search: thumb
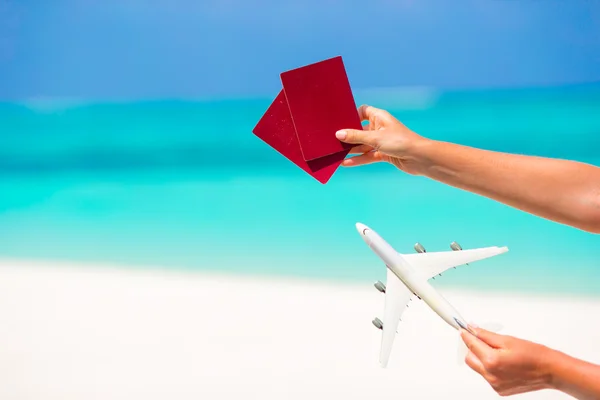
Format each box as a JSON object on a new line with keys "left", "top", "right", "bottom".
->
{"left": 336, "top": 129, "right": 379, "bottom": 147}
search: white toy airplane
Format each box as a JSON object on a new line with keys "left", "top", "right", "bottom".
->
{"left": 356, "top": 222, "right": 508, "bottom": 368}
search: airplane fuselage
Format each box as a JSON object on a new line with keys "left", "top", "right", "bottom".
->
{"left": 388, "top": 255, "right": 465, "bottom": 331}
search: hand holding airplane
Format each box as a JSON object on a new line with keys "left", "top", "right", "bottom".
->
{"left": 355, "top": 222, "right": 508, "bottom": 367}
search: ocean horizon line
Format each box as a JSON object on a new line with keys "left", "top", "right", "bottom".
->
{"left": 2, "top": 80, "right": 600, "bottom": 108}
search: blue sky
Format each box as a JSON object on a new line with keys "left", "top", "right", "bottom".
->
{"left": 1, "top": 0, "right": 600, "bottom": 100}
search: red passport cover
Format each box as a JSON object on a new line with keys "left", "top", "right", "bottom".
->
{"left": 280, "top": 55, "right": 362, "bottom": 161}
{"left": 252, "top": 90, "right": 348, "bottom": 184}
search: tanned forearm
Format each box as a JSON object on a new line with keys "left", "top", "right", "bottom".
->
{"left": 546, "top": 350, "right": 600, "bottom": 400}
{"left": 411, "top": 139, "right": 600, "bottom": 233}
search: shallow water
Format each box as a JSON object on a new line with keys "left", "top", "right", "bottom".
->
{"left": 1, "top": 83, "right": 600, "bottom": 295}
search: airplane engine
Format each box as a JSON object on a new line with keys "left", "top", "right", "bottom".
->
{"left": 414, "top": 243, "right": 426, "bottom": 253}
{"left": 374, "top": 281, "right": 386, "bottom": 293}
{"left": 372, "top": 318, "right": 383, "bottom": 330}
{"left": 450, "top": 241, "right": 463, "bottom": 251}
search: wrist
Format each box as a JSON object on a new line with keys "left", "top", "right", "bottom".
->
{"left": 404, "top": 137, "right": 439, "bottom": 176}
{"left": 543, "top": 347, "right": 569, "bottom": 391}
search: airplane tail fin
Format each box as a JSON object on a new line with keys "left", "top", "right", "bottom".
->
{"left": 456, "top": 322, "right": 503, "bottom": 365}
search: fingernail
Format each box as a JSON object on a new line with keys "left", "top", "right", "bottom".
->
{"left": 336, "top": 130, "right": 347, "bottom": 140}
{"left": 468, "top": 322, "right": 479, "bottom": 329}
{"left": 467, "top": 323, "right": 479, "bottom": 336}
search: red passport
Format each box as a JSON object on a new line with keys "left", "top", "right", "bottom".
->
{"left": 280, "top": 55, "right": 362, "bottom": 161}
{"left": 252, "top": 90, "right": 348, "bottom": 184}
{"left": 251, "top": 55, "right": 361, "bottom": 184}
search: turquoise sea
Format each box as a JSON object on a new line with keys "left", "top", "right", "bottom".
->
{"left": 1, "top": 83, "right": 600, "bottom": 296}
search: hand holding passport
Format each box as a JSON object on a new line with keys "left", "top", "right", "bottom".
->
{"left": 252, "top": 56, "right": 363, "bottom": 184}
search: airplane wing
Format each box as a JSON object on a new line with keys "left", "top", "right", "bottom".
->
{"left": 403, "top": 246, "right": 508, "bottom": 280}
{"left": 379, "top": 267, "right": 413, "bottom": 368}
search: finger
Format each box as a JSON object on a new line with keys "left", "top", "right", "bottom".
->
{"left": 335, "top": 128, "right": 380, "bottom": 146}
{"left": 471, "top": 327, "right": 506, "bottom": 349}
{"left": 358, "top": 104, "right": 393, "bottom": 124}
{"left": 341, "top": 151, "right": 384, "bottom": 167}
{"left": 348, "top": 144, "right": 373, "bottom": 154}
{"left": 465, "top": 350, "right": 486, "bottom": 376}
{"left": 357, "top": 104, "right": 384, "bottom": 122}
{"left": 460, "top": 330, "right": 493, "bottom": 361}
{"left": 357, "top": 104, "right": 373, "bottom": 122}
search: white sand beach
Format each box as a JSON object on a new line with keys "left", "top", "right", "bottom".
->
{"left": 0, "top": 259, "right": 598, "bottom": 400}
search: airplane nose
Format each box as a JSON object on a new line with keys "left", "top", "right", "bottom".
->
{"left": 355, "top": 222, "right": 369, "bottom": 235}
